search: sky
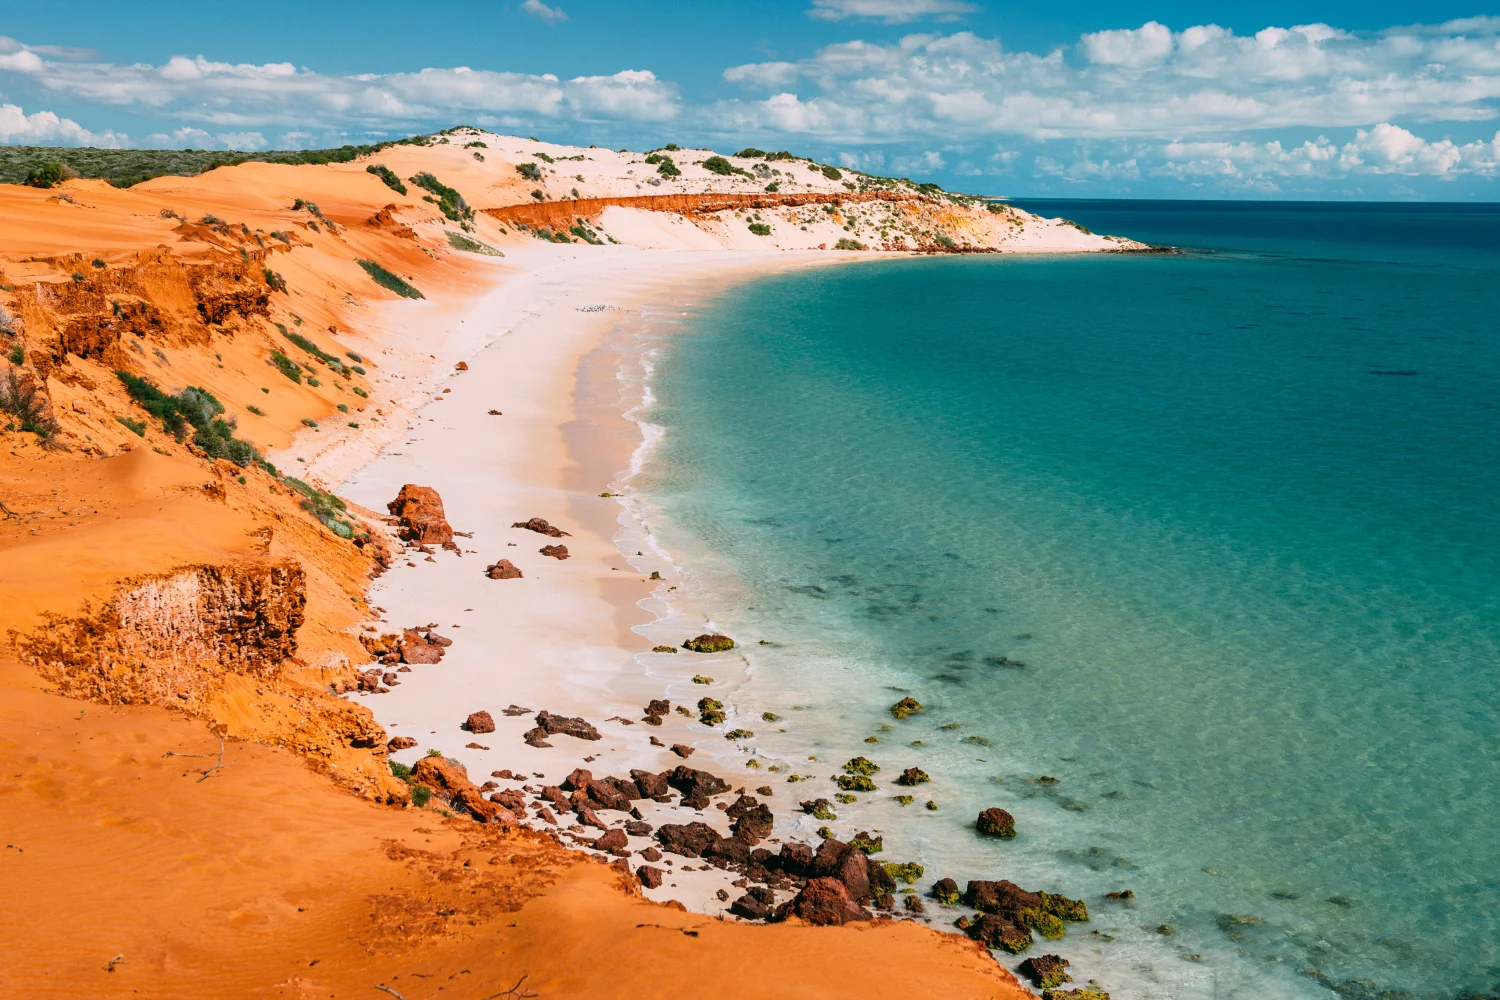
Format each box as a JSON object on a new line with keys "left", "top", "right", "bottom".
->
{"left": 3, "top": 0, "right": 1500, "bottom": 198}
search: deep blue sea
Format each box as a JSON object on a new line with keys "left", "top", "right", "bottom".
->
{"left": 625, "top": 202, "right": 1500, "bottom": 999}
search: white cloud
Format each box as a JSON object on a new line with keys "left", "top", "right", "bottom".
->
{"left": 723, "top": 61, "right": 799, "bottom": 89}
{"left": 0, "top": 46, "right": 676, "bottom": 132}
{"left": 707, "top": 20, "right": 1500, "bottom": 142}
{"left": 1155, "top": 124, "right": 1500, "bottom": 184}
{"left": 0, "top": 102, "right": 125, "bottom": 146}
{"left": 521, "top": 0, "right": 568, "bottom": 23}
{"left": 808, "top": 0, "right": 977, "bottom": 23}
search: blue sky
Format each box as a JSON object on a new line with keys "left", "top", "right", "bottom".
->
{"left": 4, "top": 0, "right": 1500, "bottom": 198}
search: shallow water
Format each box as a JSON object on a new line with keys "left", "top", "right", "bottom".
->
{"left": 623, "top": 203, "right": 1500, "bottom": 999}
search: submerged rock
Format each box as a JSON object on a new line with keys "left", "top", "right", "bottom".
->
{"left": 931, "top": 877, "right": 961, "bottom": 904}
{"left": 1020, "top": 954, "right": 1072, "bottom": 989}
{"left": 977, "top": 807, "right": 1017, "bottom": 838}
{"left": 896, "top": 767, "right": 930, "bottom": 786}
{"left": 889, "top": 696, "right": 923, "bottom": 719}
{"left": 683, "top": 633, "right": 735, "bottom": 653}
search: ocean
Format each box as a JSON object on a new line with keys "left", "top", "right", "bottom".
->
{"left": 618, "top": 201, "right": 1500, "bottom": 999}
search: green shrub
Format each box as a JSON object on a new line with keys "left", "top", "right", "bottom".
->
{"left": 353, "top": 386, "right": 368, "bottom": 398}
{"left": 702, "top": 156, "right": 745, "bottom": 177}
{"left": 409, "top": 172, "right": 473, "bottom": 226}
{"left": 446, "top": 231, "right": 505, "bottom": 256}
{"left": 568, "top": 224, "right": 604, "bottom": 246}
{"left": 764, "top": 182, "right": 779, "bottom": 193}
{"left": 410, "top": 784, "right": 432, "bottom": 807}
{"left": 115, "top": 372, "right": 264, "bottom": 467}
{"left": 283, "top": 475, "right": 355, "bottom": 538}
{"left": 246, "top": 405, "right": 265, "bottom": 416}
{"left": 115, "top": 415, "right": 146, "bottom": 436}
{"left": 263, "top": 268, "right": 288, "bottom": 293}
{"left": 6, "top": 345, "right": 23, "bottom": 365}
{"left": 366, "top": 163, "right": 407, "bottom": 195}
{"left": 748, "top": 223, "right": 772, "bottom": 236}
{"left": 269, "top": 349, "right": 302, "bottom": 383}
{"left": 389, "top": 759, "right": 412, "bottom": 780}
{"left": 0, "top": 143, "right": 385, "bottom": 189}
{"left": 735, "top": 147, "right": 767, "bottom": 158}
{"left": 280, "top": 327, "right": 349, "bottom": 373}
{"left": 516, "top": 162, "right": 542, "bottom": 182}
{"left": 834, "top": 238, "right": 866, "bottom": 250}
{"left": 465, "top": 140, "right": 488, "bottom": 149}
{"left": 24, "top": 162, "right": 72, "bottom": 188}
{"left": 821, "top": 165, "right": 843, "bottom": 180}
{"left": 356, "top": 259, "right": 424, "bottom": 299}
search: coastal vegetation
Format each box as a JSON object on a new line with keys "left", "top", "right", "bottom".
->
{"left": 409, "top": 172, "right": 473, "bottom": 228}
{"left": 515, "top": 161, "right": 542, "bottom": 182}
{"left": 0, "top": 142, "right": 384, "bottom": 187}
{"left": 446, "top": 231, "right": 504, "bottom": 256}
{"left": 356, "top": 259, "right": 425, "bottom": 299}
{"left": 115, "top": 373, "right": 263, "bottom": 468}
{"left": 365, "top": 163, "right": 407, "bottom": 194}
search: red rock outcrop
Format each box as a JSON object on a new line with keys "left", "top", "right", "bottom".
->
{"left": 387, "top": 485, "right": 456, "bottom": 549}
{"left": 410, "top": 754, "right": 517, "bottom": 825}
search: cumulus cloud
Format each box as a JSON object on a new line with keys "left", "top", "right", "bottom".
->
{"left": 808, "top": 0, "right": 978, "bottom": 23}
{"left": 521, "top": 0, "right": 568, "bottom": 23}
{"left": 0, "top": 102, "right": 125, "bottom": 146}
{"left": 708, "top": 20, "right": 1500, "bottom": 142}
{"left": 0, "top": 45, "right": 676, "bottom": 135}
{"left": 1154, "top": 124, "right": 1500, "bottom": 183}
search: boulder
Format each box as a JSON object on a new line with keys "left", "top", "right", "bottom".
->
{"left": 534, "top": 710, "right": 602, "bottom": 742}
{"left": 398, "top": 629, "right": 444, "bottom": 665}
{"left": 783, "top": 878, "right": 868, "bottom": 926}
{"left": 491, "top": 789, "right": 528, "bottom": 814}
{"left": 811, "top": 839, "right": 873, "bottom": 902}
{"left": 776, "top": 842, "right": 815, "bottom": 878}
{"left": 465, "top": 710, "right": 496, "bottom": 734}
{"left": 387, "top": 485, "right": 456, "bottom": 549}
{"left": 575, "top": 803, "right": 607, "bottom": 830}
{"left": 889, "top": 696, "right": 923, "bottom": 719}
{"left": 664, "top": 765, "right": 729, "bottom": 810}
{"left": 683, "top": 633, "right": 735, "bottom": 653}
{"left": 977, "top": 807, "right": 1017, "bottom": 839}
{"left": 593, "top": 828, "right": 629, "bottom": 854}
{"left": 896, "top": 767, "right": 930, "bottom": 786}
{"left": 670, "top": 743, "right": 695, "bottom": 759}
{"left": 966, "top": 879, "right": 1043, "bottom": 915}
{"left": 931, "top": 877, "right": 961, "bottom": 904}
{"left": 727, "top": 796, "right": 774, "bottom": 845}
{"left": 388, "top": 736, "right": 418, "bottom": 750}
{"left": 636, "top": 865, "right": 664, "bottom": 889}
{"left": 729, "top": 886, "right": 776, "bottom": 920}
{"left": 522, "top": 727, "right": 552, "bottom": 748}
{"left": 502, "top": 705, "right": 532, "bottom": 716}
{"left": 485, "top": 559, "right": 523, "bottom": 580}
{"left": 540, "top": 544, "right": 569, "bottom": 560}
{"left": 639, "top": 846, "right": 662, "bottom": 862}
{"left": 1019, "top": 955, "right": 1072, "bottom": 989}
{"left": 968, "top": 913, "right": 1035, "bottom": 954}
{"left": 704, "top": 837, "right": 752, "bottom": 865}
{"left": 630, "top": 769, "right": 672, "bottom": 802}
{"left": 512, "top": 517, "right": 570, "bottom": 537}
{"left": 410, "top": 755, "right": 517, "bottom": 826}
{"left": 625, "top": 820, "right": 653, "bottom": 837}
{"left": 656, "top": 822, "right": 721, "bottom": 858}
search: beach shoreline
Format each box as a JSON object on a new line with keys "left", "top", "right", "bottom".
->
{"left": 331, "top": 243, "right": 873, "bottom": 915}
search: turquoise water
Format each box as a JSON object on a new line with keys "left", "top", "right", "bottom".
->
{"left": 629, "top": 203, "right": 1500, "bottom": 999}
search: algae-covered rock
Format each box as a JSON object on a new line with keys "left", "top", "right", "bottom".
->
{"left": 903, "top": 895, "right": 926, "bottom": 914}
{"left": 697, "top": 696, "right": 725, "bottom": 726}
{"left": 1022, "top": 907, "right": 1067, "bottom": 940}
{"left": 849, "top": 831, "right": 884, "bottom": 854}
{"left": 894, "top": 794, "right": 914, "bottom": 806}
{"left": 692, "top": 674, "right": 715, "bottom": 684}
{"left": 1019, "top": 955, "right": 1071, "bottom": 989}
{"left": 882, "top": 861, "right": 924, "bottom": 884}
{"left": 834, "top": 792, "right": 857, "bottom": 804}
{"left": 889, "top": 696, "right": 923, "bottom": 719}
{"left": 842, "top": 756, "right": 880, "bottom": 776}
{"left": 725, "top": 729, "right": 754, "bottom": 740}
{"left": 801, "top": 797, "right": 837, "bottom": 821}
{"left": 762, "top": 711, "right": 782, "bottom": 722}
{"left": 968, "top": 913, "right": 1035, "bottom": 954}
{"left": 684, "top": 633, "right": 735, "bottom": 653}
{"left": 1042, "top": 891, "right": 1090, "bottom": 923}
{"left": 1042, "top": 990, "right": 1109, "bottom": 1000}
{"left": 977, "top": 806, "right": 1017, "bottom": 838}
{"left": 651, "top": 645, "right": 677, "bottom": 653}
{"left": 896, "top": 767, "right": 930, "bottom": 786}
{"left": 836, "top": 774, "right": 876, "bottom": 792}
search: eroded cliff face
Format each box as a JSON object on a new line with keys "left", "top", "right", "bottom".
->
{"left": 18, "top": 559, "right": 306, "bottom": 703}
{"left": 12, "top": 555, "right": 401, "bottom": 798}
